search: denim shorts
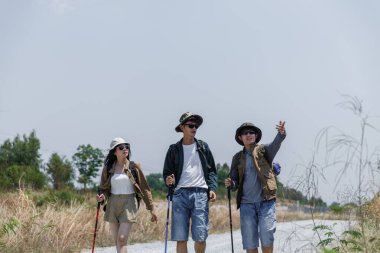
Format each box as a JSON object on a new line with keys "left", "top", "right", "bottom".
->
{"left": 240, "top": 200, "right": 276, "bottom": 249}
{"left": 171, "top": 187, "right": 209, "bottom": 241}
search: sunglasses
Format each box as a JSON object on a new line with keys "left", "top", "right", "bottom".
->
{"left": 117, "top": 144, "right": 129, "bottom": 150}
{"left": 241, "top": 130, "right": 256, "bottom": 136}
{"left": 185, "top": 124, "right": 199, "bottom": 129}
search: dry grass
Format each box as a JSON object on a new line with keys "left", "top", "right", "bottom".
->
{"left": 363, "top": 195, "right": 380, "bottom": 251}
{"left": 0, "top": 190, "right": 345, "bottom": 253}
{"left": 0, "top": 189, "right": 98, "bottom": 253}
{"left": 365, "top": 194, "right": 380, "bottom": 226}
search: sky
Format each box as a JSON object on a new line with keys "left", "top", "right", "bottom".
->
{"left": 1, "top": 0, "right": 380, "bottom": 204}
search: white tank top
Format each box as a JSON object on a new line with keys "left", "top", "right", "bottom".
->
{"left": 111, "top": 173, "right": 135, "bottom": 194}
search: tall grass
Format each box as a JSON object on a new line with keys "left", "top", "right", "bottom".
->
{"left": 0, "top": 189, "right": 342, "bottom": 252}
{"left": 0, "top": 189, "right": 97, "bottom": 252}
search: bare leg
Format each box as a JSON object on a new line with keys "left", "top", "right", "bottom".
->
{"left": 194, "top": 241, "right": 206, "bottom": 253}
{"left": 176, "top": 241, "right": 188, "bottom": 253}
{"left": 109, "top": 222, "right": 120, "bottom": 253}
{"left": 262, "top": 246, "right": 273, "bottom": 253}
{"left": 118, "top": 222, "right": 133, "bottom": 253}
{"left": 247, "top": 249, "right": 259, "bottom": 253}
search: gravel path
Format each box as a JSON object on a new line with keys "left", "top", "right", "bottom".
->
{"left": 82, "top": 219, "right": 350, "bottom": 253}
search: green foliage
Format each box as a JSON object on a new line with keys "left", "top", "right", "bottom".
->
{"left": 329, "top": 202, "right": 345, "bottom": 214}
{"left": 314, "top": 223, "right": 364, "bottom": 252}
{"left": 321, "top": 248, "right": 339, "bottom": 253}
{"left": 72, "top": 144, "right": 104, "bottom": 190}
{"left": 33, "top": 190, "right": 85, "bottom": 207}
{"left": 0, "top": 165, "right": 46, "bottom": 189}
{"left": 278, "top": 183, "right": 309, "bottom": 204}
{"left": 216, "top": 163, "right": 229, "bottom": 186}
{"left": 45, "top": 153, "right": 74, "bottom": 190}
{"left": 216, "top": 163, "right": 230, "bottom": 198}
{"left": 146, "top": 173, "right": 175, "bottom": 199}
{"left": 0, "top": 131, "right": 41, "bottom": 168}
{"left": 0, "top": 131, "right": 47, "bottom": 190}
{"left": 0, "top": 217, "right": 19, "bottom": 250}
{"left": 277, "top": 181, "right": 327, "bottom": 207}
{"left": 146, "top": 173, "right": 167, "bottom": 193}
{"left": 1, "top": 217, "right": 19, "bottom": 236}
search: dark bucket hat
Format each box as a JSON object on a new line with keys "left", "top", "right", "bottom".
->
{"left": 235, "top": 122, "right": 262, "bottom": 145}
{"left": 175, "top": 112, "right": 203, "bottom": 132}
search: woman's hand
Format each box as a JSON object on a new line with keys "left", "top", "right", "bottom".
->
{"left": 96, "top": 194, "right": 105, "bottom": 202}
{"left": 150, "top": 211, "right": 158, "bottom": 223}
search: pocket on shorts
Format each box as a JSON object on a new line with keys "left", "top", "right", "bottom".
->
{"left": 173, "top": 188, "right": 185, "bottom": 197}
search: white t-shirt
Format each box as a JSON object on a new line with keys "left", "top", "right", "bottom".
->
{"left": 176, "top": 142, "right": 208, "bottom": 190}
{"left": 111, "top": 173, "right": 135, "bottom": 194}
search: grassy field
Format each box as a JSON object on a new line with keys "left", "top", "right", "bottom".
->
{"left": 0, "top": 189, "right": 377, "bottom": 253}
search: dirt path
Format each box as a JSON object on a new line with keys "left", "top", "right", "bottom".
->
{"left": 82, "top": 219, "right": 350, "bottom": 253}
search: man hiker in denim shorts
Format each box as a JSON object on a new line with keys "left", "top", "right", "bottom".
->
{"left": 225, "top": 121, "right": 286, "bottom": 253}
{"left": 163, "top": 112, "right": 217, "bottom": 253}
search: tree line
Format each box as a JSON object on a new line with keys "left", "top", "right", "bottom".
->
{"left": 0, "top": 131, "right": 103, "bottom": 191}
{"left": 0, "top": 131, "right": 326, "bottom": 207}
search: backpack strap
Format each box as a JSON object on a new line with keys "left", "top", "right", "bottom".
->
{"left": 126, "top": 161, "right": 139, "bottom": 186}
{"left": 196, "top": 140, "right": 211, "bottom": 169}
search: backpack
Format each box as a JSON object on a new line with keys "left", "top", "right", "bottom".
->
{"left": 129, "top": 161, "right": 139, "bottom": 183}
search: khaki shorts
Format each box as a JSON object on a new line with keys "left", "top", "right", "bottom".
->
{"left": 104, "top": 194, "right": 138, "bottom": 223}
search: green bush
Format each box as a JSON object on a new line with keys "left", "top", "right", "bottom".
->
{"left": 33, "top": 190, "right": 85, "bottom": 207}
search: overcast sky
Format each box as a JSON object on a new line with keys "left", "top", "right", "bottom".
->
{"left": 1, "top": 0, "right": 380, "bottom": 204}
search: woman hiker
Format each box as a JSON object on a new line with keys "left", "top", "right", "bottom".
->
{"left": 97, "top": 137, "right": 157, "bottom": 253}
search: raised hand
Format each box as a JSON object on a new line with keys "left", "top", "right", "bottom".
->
{"left": 276, "top": 121, "right": 286, "bottom": 135}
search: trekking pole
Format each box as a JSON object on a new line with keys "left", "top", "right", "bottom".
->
{"left": 164, "top": 186, "right": 173, "bottom": 253}
{"left": 91, "top": 202, "right": 101, "bottom": 253}
{"left": 228, "top": 186, "right": 234, "bottom": 253}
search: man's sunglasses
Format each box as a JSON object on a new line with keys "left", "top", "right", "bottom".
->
{"left": 241, "top": 130, "right": 256, "bottom": 136}
{"left": 185, "top": 124, "right": 199, "bottom": 129}
{"left": 117, "top": 144, "right": 130, "bottom": 150}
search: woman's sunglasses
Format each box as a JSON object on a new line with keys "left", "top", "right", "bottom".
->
{"left": 117, "top": 144, "right": 130, "bottom": 150}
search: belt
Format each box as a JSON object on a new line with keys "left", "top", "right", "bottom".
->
{"left": 182, "top": 187, "right": 208, "bottom": 192}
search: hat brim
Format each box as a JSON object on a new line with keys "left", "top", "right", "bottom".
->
{"left": 235, "top": 125, "right": 262, "bottom": 146}
{"left": 175, "top": 115, "right": 203, "bottom": 132}
{"left": 109, "top": 141, "right": 129, "bottom": 151}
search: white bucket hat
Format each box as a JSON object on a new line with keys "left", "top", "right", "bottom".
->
{"left": 109, "top": 137, "right": 129, "bottom": 150}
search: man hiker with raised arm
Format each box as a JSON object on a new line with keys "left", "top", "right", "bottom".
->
{"left": 163, "top": 112, "right": 217, "bottom": 253}
{"left": 225, "top": 121, "right": 286, "bottom": 253}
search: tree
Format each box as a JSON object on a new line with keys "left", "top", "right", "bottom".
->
{"left": 0, "top": 131, "right": 47, "bottom": 190}
{"left": 146, "top": 173, "right": 167, "bottom": 192}
{"left": 72, "top": 144, "right": 104, "bottom": 190}
{"left": 45, "top": 153, "right": 74, "bottom": 189}
{"left": 216, "top": 162, "right": 232, "bottom": 198}
{"left": 216, "top": 163, "right": 230, "bottom": 187}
